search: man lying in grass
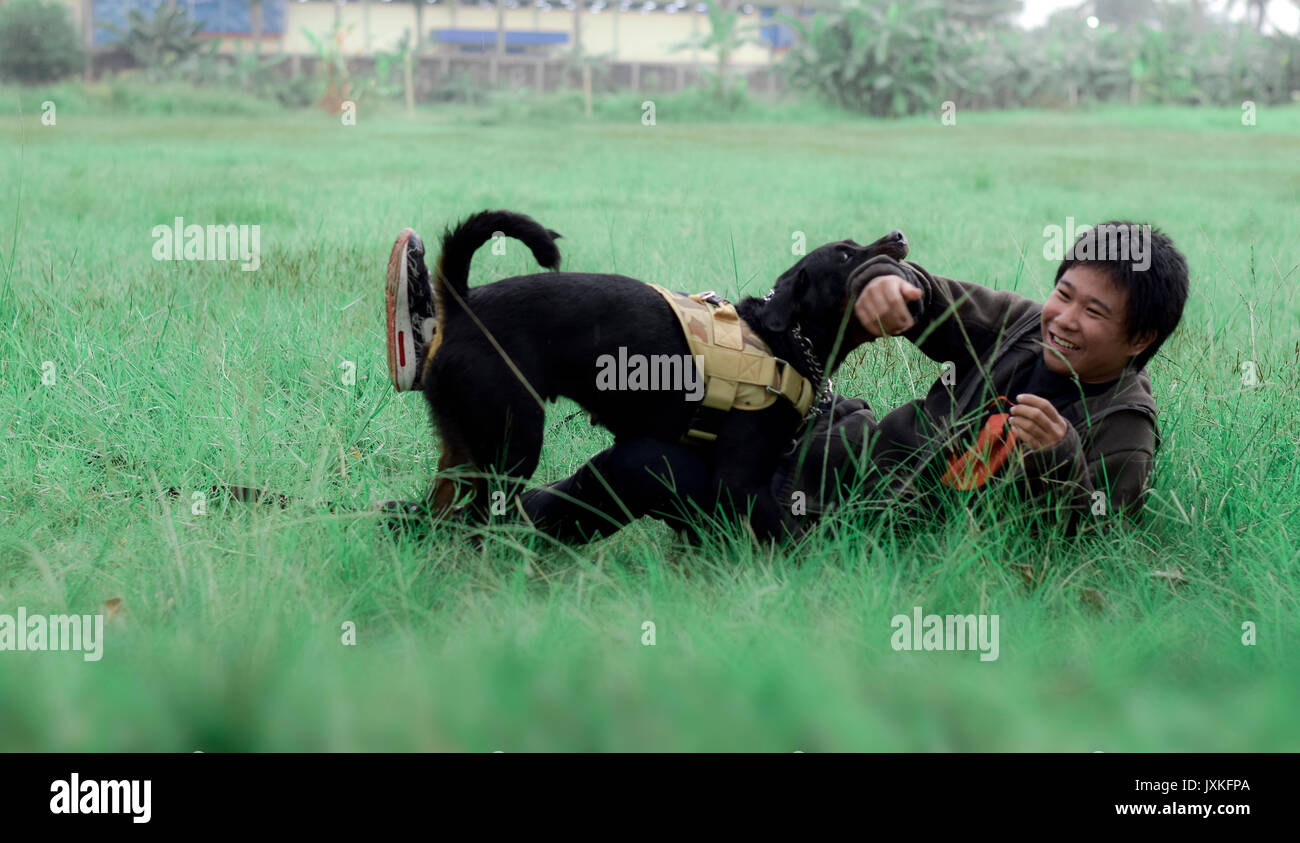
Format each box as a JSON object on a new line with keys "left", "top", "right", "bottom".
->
{"left": 385, "top": 221, "right": 1189, "bottom": 543}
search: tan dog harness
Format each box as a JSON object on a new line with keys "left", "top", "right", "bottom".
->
{"left": 648, "top": 284, "right": 816, "bottom": 442}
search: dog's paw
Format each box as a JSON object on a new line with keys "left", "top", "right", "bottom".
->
{"left": 372, "top": 499, "right": 430, "bottom": 535}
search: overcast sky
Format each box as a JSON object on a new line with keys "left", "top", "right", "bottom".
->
{"left": 1016, "top": 0, "right": 1300, "bottom": 33}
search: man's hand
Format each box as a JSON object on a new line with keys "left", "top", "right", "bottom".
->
{"left": 1009, "top": 394, "right": 1070, "bottom": 451}
{"left": 853, "top": 274, "right": 923, "bottom": 339}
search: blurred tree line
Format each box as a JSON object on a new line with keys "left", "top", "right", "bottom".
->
{"left": 3, "top": 0, "right": 1298, "bottom": 118}
{"left": 781, "top": 0, "right": 1300, "bottom": 116}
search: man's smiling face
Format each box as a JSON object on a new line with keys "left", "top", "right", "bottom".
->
{"left": 1040, "top": 264, "right": 1157, "bottom": 383}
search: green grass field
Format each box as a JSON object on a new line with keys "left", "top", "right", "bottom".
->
{"left": 1, "top": 100, "right": 1298, "bottom": 751}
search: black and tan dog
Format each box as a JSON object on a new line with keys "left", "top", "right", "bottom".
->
{"left": 419, "top": 209, "right": 908, "bottom": 526}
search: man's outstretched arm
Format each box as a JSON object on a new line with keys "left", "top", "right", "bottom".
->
{"left": 848, "top": 255, "right": 1043, "bottom": 368}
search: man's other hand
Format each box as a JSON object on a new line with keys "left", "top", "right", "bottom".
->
{"left": 1010, "top": 394, "right": 1070, "bottom": 451}
{"left": 853, "top": 273, "right": 923, "bottom": 339}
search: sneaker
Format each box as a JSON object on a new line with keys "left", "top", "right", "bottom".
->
{"left": 385, "top": 228, "right": 437, "bottom": 392}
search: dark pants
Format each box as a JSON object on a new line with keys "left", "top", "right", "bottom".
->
{"left": 518, "top": 438, "right": 724, "bottom": 544}
{"left": 518, "top": 396, "right": 938, "bottom": 545}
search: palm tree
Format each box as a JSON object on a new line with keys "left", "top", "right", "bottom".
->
{"left": 671, "top": 0, "right": 757, "bottom": 101}
{"left": 98, "top": 4, "right": 206, "bottom": 81}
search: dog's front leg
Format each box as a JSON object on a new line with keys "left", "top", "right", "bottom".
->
{"left": 711, "top": 415, "right": 791, "bottom": 539}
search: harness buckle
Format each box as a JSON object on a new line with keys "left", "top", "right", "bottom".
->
{"left": 767, "top": 357, "right": 791, "bottom": 396}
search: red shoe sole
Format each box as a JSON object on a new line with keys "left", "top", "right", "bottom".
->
{"left": 386, "top": 228, "right": 417, "bottom": 392}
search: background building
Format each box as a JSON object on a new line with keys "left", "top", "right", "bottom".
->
{"left": 57, "top": 0, "right": 803, "bottom": 65}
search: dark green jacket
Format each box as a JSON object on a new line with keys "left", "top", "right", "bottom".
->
{"left": 776, "top": 256, "right": 1161, "bottom": 535}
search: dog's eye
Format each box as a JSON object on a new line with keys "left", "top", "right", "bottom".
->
{"left": 839, "top": 249, "right": 852, "bottom": 263}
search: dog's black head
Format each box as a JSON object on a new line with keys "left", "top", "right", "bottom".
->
{"left": 742, "top": 229, "right": 909, "bottom": 376}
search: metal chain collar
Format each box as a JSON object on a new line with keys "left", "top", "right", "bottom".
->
{"left": 790, "top": 323, "right": 834, "bottom": 425}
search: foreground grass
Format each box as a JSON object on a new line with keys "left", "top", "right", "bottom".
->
{"left": 0, "top": 102, "right": 1298, "bottom": 750}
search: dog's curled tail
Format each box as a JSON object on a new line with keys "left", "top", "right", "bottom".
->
{"left": 435, "top": 209, "right": 562, "bottom": 309}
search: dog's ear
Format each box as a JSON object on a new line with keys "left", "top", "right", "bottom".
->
{"left": 547, "top": 229, "right": 563, "bottom": 241}
{"left": 760, "top": 266, "right": 809, "bottom": 334}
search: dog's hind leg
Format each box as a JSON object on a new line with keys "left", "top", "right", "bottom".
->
{"left": 371, "top": 437, "right": 475, "bottom": 535}
{"left": 426, "top": 435, "right": 477, "bottom": 519}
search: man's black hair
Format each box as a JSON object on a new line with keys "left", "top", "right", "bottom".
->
{"left": 1055, "top": 220, "right": 1190, "bottom": 372}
